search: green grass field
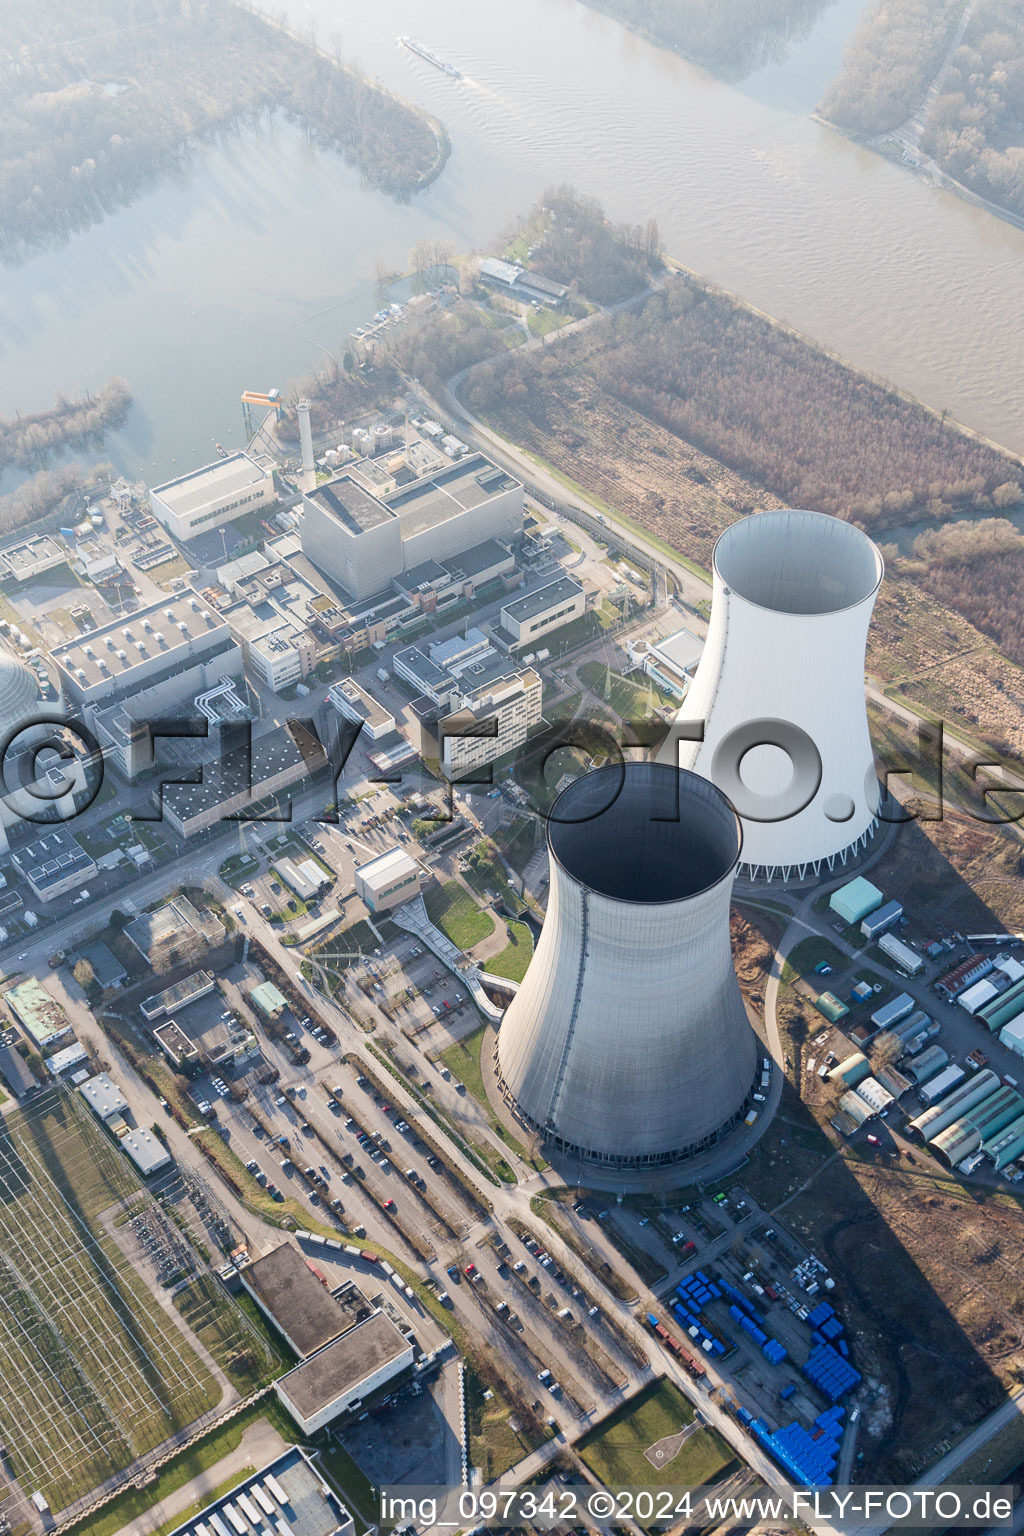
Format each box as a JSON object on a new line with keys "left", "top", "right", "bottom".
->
{"left": 0, "top": 1092, "right": 230, "bottom": 1511}
{"left": 424, "top": 881, "right": 495, "bottom": 950}
{"left": 579, "top": 1379, "right": 737, "bottom": 1495}
{"left": 483, "top": 921, "right": 534, "bottom": 982}
{"left": 780, "top": 936, "right": 849, "bottom": 986}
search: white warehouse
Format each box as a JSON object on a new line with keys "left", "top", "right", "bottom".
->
{"left": 150, "top": 452, "right": 276, "bottom": 540}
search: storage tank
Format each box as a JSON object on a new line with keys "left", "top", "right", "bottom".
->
{"left": 495, "top": 762, "right": 759, "bottom": 1171}
{"left": 659, "top": 509, "right": 884, "bottom": 880}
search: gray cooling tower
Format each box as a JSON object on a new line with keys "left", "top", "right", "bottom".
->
{"left": 496, "top": 762, "right": 759, "bottom": 1169}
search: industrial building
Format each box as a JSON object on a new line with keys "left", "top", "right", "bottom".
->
{"left": 124, "top": 897, "right": 225, "bottom": 967}
{"left": 150, "top": 452, "right": 276, "bottom": 540}
{"left": 478, "top": 257, "right": 569, "bottom": 306}
{"left": 300, "top": 454, "right": 522, "bottom": 601}
{"left": 53, "top": 590, "right": 248, "bottom": 776}
{"left": 277, "top": 856, "right": 329, "bottom": 903}
{"left": 249, "top": 980, "right": 288, "bottom": 1020}
{"left": 354, "top": 848, "right": 422, "bottom": 914}
{"left": 0, "top": 532, "right": 67, "bottom": 582}
{"left": 122, "top": 1127, "right": 173, "bottom": 1176}
{"left": 639, "top": 627, "right": 704, "bottom": 699}
{"left": 830, "top": 878, "right": 882, "bottom": 926}
{"left": 140, "top": 970, "right": 217, "bottom": 1020}
{"left": 328, "top": 678, "right": 396, "bottom": 741}
{"left": 936, "top": 953, "right": 993, "bottom": 1000}
{"left": 496, "top": 763, "right": 759, "bottom": 1172}
{"left": 164, "top": 1448, "right": 355, "bottom": 1536}
{"left": 861, "top": 899, "right": 903, "bottom": 939}
{"left": 4, "top": 977, "right": 74, "bottom": 1053}
{"left": 10, "top": 827, "right": 96, "bottom": 902}
{"left": 78, "top": 1072, "right": 129, "bottom": 1123}
{"left": 499, "top": 575, "right": 588, "bottom": 646}
{"left": 660, "top": 509, "right": 884, "bottom": 881}
{"left": 878, "top": 932, "right": 923, "bottom": 975}
{"left": 275, "top": 1311, "right": 415, "bottom": 1433}
{"left": 159, "top": 721, "right": 328, "bottom": 839}
{"left": 241, "top": 1243, "right": 354, "bottom": 1358}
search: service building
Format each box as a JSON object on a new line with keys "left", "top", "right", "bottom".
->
{"left": 354, "top": 848, "right": 422, "bottom": 913}
{"left": 150, "top": 452, "right": 276, "bottom": 540}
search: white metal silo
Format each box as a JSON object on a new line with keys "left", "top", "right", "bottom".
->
{"left": 659, "top": 508, "right": 884, "bottom": 881}
{"left": 495, "top": 762, "right": 759, "bottom": 1169}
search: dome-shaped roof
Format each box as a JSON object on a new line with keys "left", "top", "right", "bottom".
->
{"left": 0, "top": 650, "right": 40, "bottom": 727}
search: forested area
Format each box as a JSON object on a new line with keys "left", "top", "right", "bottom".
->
{"left": 921, "top": 0, "right": 1024, "bottom": 216}
{"left": 579, "top": 0, "right": 830, "bottom": 77}
{"left": 0, "top": 463, "right": 113, "bottom": 535}
{"left": 0, "top": 381, "right": 131, "bottom": 472}
{"left": 0, "top": 0, "right": 447, "bottom": 259}
{"left": 819, "top": 0, "right": 963, "bottom": 134}
{"left": 467, "top": 276, "right": 1022, "bottom": 534}
{"left": 523, "top": 185, "right": 661, "bottom": 305}
{"left": 899, "top": 518, "right": 1024, "bottom": 666}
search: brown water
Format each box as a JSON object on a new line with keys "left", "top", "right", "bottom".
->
{"left": 1, "top": 0, "right": 1022, "bottom": 483}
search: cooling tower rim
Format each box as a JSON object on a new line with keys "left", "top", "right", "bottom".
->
{"left": 713, "top": 508, "right": 884, "bottom": 617}
{"left": 546, "top": 762, "right": 742, "bottom": 906}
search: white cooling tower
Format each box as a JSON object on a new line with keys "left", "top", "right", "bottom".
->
{"left": 495, "top": 762, "right": 759, "bottom": 1170}
{"left": 659, "top": 509, "right": 884, "bottom": 881}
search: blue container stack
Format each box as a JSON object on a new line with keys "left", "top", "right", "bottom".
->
{"left": 674, "top": 1273, "right": 731, "bottom": 1356}
{"left": 802, "top": 1303, "right": 861, "bottom": 1400}
{"left": 747, "top": 1406, "right": 844, "bottom": 1487}
{"left": 718, "top": 1278, "right": 765, "bottom": 1326}
{"left": 762, "top": 1338, "right": 788, "bottom": 1365}
{"left": 779, "top": 1382, "right": 796, "bottom": 1401}
{"left": 803, "top": 1344, "right": 861, "bottom": 1401}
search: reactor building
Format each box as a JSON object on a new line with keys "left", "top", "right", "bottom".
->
{"left": 659, "top": 508, "right": 884, "bottom": 882}
{"left": 495, "top": 762, "right": 759, "bottom": 1170}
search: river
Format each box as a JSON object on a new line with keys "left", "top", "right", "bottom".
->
{"left": 2, "top": 0, "right": 1023, "bottom": 487}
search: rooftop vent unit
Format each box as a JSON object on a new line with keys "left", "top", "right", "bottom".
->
{"left": 178, "top": 621, "right": 188, "bottom": 634}
{"left": 189, "top": 597, "right": 199, "bottom": 610}
{"left": 105, "top": 635, "right": 115, "bottom": 650}
{"left": 83, "top": 645, "right": 94, "bottom": 657}
{"left": 155, "top": 631, "right": 166, "bottom": 647}
{"left": 142, "top": 618, "right": 152, "bottom": 632}
{"left": 117, "top": 648, "right": 127, "bottom": 662}
{"left": 164, "top": 608, "right": 174, "bottom": 620}
{"left": 122, "top": 628, "right": 132, "bottom": 640}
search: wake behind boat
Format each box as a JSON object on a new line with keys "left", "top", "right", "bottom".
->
{"left": 399, "top": 36, "right": 462, "bottom": 80}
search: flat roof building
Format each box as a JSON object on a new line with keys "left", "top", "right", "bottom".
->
{"left": 159, "top": 721, "right": 328, "bottom": 839}
{"left": 328, "top": 679, "right": 396, "bottom": 741}
{"left": 4, "top": 977, "right": 74, "bottom": 1051}
{"left": 52, "top": 589, "right": 242, "bottom": 713}
{"left": 277, "top": 856, "right": 327, "bottom": 903}
{"left": 164, "top": 1448, "right": 355, "bottom": 1536}
{"left": 0, "top": 533, "right": 67, "bottom": 582}
{"left": 641, "top": 627, "right": 704, "bottom": 699}
{"left": 438, "top": 665, "right": 543, "bottom": 780}
{"left": 78, "top": 1071, "right": 128, "bottom": 1122}
{"left": 240, "top": 1243, "right": 351, "bottom": 1358}
{"left": 354, "top": 848, "right": 422, "bottom": 914}
{"left": 46, "top": 1041, "right": 89, "bottom": 1076}
{"left": 275, "top": 1311, "right": 415, "bottom": 1434}
{"left": 122, "top": 1127, "right": 173, "bottom": 1175}
{"left": 77, "top": 939, "right": 127, "bottom": 990}
{"left": 140, "top": 970, "right": 217, "bottom": 1020}
{"left": 500, "top": 574, "right": 587, "bottom": 645}
{"left": 301, "top": 453, "right": 522, "bottom": 601}
{"left": 125, "top": 897, "right": 225, "bottom": 967}
{"left": 10, "top": 828, "right": 96, "bottom": 903}
{"left": 150, "top": 452, "right": 276, "bottom": 540}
